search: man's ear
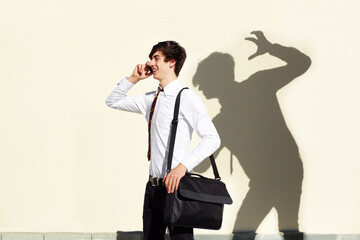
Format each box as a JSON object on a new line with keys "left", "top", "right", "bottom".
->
{"left": 169, "top": 59, "right": 176, "bottom": 68}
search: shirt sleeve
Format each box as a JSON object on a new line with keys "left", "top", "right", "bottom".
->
{"left": 105, "top": 77, "right": 148, "bottom": 115}
{"left": 180, "top": 90, "right": 221, "bottom": 172}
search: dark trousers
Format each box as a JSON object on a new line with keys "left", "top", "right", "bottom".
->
{"left": 143, "top": 181, "right": 194, "bottom": 240}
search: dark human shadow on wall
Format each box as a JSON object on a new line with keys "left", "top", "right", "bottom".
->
{"left": 193, "top": 31, "right": 311, "bottom": 240}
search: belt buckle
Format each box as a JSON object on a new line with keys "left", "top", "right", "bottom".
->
{"left": 149, "top": 176, "right": 160, "bottom": 187}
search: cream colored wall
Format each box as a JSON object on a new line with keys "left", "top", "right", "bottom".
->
{"left": 1, "top": 0, "right": 359, "bottom": 235}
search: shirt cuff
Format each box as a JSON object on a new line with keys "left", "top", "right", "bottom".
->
{"left": 181, "top": 154, "right": 199, "bottom": 173}
{"left": 118, "top": 76, "right": 135, "bottom": 90}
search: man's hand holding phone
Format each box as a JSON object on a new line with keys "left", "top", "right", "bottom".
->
{"left": 128, "top": 62, "right": 153, "bottom": 84}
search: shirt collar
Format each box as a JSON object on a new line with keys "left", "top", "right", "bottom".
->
{"left": 158, "top": 78, "right": 182, "bottom": 97}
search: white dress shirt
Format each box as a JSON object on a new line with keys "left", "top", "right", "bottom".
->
{"left": 106, "top": 77, "right": 221, "bottom": 178}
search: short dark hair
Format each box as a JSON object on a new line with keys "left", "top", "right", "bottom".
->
{"left": 149, "top": 41, "right": 187, "bottom": 76}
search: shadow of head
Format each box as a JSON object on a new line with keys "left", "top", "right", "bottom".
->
{"left": 192, "top": 52, "right": 235, "bottom": 99}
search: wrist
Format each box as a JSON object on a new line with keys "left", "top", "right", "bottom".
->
{"left": 127, "top": 75, "right": 140, "bottom": 84}
{"left": 265, "top": 42, "right": 274, "bottom": 52}
{"left": 178, "top": 163, "right": 188, "bottom": 173}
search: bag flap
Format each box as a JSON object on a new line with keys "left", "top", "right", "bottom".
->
{"left": 178, "top": 175, "right": 233, "bottom": 205}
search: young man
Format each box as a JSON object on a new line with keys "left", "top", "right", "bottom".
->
{"left": 105, "top": 41, "right": 220, "bottom": 240}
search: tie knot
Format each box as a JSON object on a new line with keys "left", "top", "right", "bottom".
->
{"left": 158, "top": 86, "right": 164, "bottom": 92}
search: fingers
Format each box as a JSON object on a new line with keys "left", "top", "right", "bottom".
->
{"left": 250, "top": 30, "right": 264, "bottom": 39}
{"left": 245, "top": 31, "right": 265, "bottom": 42}
{"left": 245, "top": 37, "right": 257, "bottom": 43}
{"left": 134, "top": 63, "right": 153, "bottom": 78}
{"left": 144, "top": 62, "right": 153, "bottom": 76}
{"left": 163, "top": 164, "right": 187, "bottom": 194}
{"left": 248, "top": 53, "right": 257, "bottom": 60}
{"left": 245, "top": 36, "right": 259, "bottom": 60}
{"left": 136, "top": 64, "right": 143, "bottom": 76}
{"left": 135, "top": 64, "right": 146, "bottom": 76}
{"left": 163, "top": 173, "right": 181, "bottom": 194}
{"left": 246, "top": 31, "right": 270, "bottom": 60}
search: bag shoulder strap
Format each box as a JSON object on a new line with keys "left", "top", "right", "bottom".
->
{"left": 166, "top": 87, "right": 221, "bottom": 180}
{"left": 166, "top": 87, "right": 188, "bottom": 173}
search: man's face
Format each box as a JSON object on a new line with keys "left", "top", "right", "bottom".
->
{"left": 149, "top": 51, "right": 174, "bottom": 81}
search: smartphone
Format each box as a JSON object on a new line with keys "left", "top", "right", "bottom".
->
{"left": 145, "top": 65, "right": 153, "bottom": 74}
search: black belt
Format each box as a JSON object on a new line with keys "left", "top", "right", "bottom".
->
{"left": 149, "top": 176, "right": 165, "bottom": 187}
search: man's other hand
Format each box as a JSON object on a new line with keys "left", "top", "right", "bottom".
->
{"left": 163, "top": 163, "right": 187, "bottom": 194}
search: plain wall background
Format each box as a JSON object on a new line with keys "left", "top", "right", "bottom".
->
{"left": 1, "top": 0, "right": 359, "bottom": 235}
